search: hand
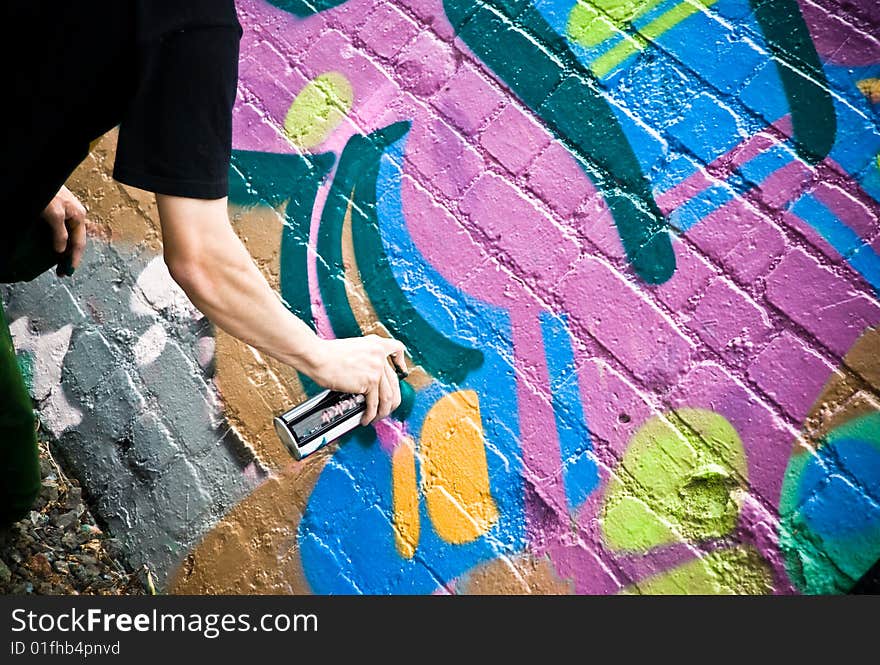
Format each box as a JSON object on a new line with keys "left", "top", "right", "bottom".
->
{"left": 305, "top": 335, "right": 408, "bottom": 425}
{"left": 41, "top": 186, "right": 87, "bottom": 276}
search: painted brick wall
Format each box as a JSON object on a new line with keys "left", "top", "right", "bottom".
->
{"left": 4, "top": 0, "right": 880, "bottom": 594}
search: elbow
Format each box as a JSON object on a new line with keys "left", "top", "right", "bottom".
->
{"left": 165, "top": 254, "right": 210, "bottom": 302}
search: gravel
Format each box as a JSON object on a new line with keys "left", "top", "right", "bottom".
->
{"left": 0, "top": 438, "right": 152, "bottom": 596}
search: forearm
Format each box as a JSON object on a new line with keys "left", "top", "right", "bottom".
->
{"left": 157, "top": 196, "right": 321, "bottom": 375}
{"left": 155, "top": 194, "right": 408, "bottom": 423}
{"left": 176, "top": 235, "right": 320, "bottom": 371}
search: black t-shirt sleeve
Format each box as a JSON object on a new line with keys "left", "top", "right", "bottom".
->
{"left": 113, "top": 23, "right": 241, "bottom": 199}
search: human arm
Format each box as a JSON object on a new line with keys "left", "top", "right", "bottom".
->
{"left": 156, "top": 194, "right": 405, "bottom": 424}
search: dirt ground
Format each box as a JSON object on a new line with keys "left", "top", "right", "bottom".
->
{"left": 0, "top": 438, "right": 151, "bottom": 596}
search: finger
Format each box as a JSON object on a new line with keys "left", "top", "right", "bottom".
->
{"left": 385, "top": 362, "right": 401, "bottom": 414}
{"left": 42, "top": 204, "right": 68, "bottom": 253}
{"left": 382, "top": 338, "right": 407, "bottom": 374}
{"left": 67, "top": 218, "right": 87, "bottom": 271}
{"left": 388, "top": 355, "right": 409, "bottom": 380}
{"left": 376, "top": 368, "right": 395, "bottom": 421}
{"left": 362, "top": 383, "right": 379, "bottom": 426}
{"left": 63, "top": 197, "right": 87, "bottom": 224}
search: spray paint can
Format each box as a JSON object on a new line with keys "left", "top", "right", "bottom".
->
{"left": 274, "top": 358, "right": 410, "bottom": 460}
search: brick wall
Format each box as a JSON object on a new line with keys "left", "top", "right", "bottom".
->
{"left": 4, "top": 0, "right": 879, "bottom": 594}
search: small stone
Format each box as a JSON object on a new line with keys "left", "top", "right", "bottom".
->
{"left": 0, "top": 439, "right": 147, "bottom": 596}
{"left": 104, "top": 539, "right": 124, "bottom": 560}
{"left": 56, "top": 510, "right": 80, "bottom": 530}
{"left": 65, "top": 487, "right": 83, "bottom": 511}
{"left": 72, "top": 566, "right": 91, "bottom": 585}
{"left": 39, "top": 458, "right": 53, "bottom": 478}
{"left": 41, "top": 482, "right": 59, "bottom": 505}
{"left": 26, "top": 553, "right": 52, "bottom": 578}
{"left": 0, "top": 559, "right": 11, "bottom": 584}
{"left": 81, "top": 524, "right": 102, "bottom": 537}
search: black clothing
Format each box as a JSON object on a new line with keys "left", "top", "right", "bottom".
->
{"left": 2, "top": 0, "right": 242, "bottom": 225}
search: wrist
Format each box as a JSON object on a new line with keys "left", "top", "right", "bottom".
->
{"left": 285, "top": 330, "right": 328, "bottom": 382}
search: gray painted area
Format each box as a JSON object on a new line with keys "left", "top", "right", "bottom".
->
{"left": 2, "top": 239, "right": 263, "bottom": 586}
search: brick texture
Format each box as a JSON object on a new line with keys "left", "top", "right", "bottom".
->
{"left": 4, "top": 0, "right": 879, "bottom": 596}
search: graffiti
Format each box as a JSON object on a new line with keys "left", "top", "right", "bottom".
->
{"left": 795, "top": 0, "right": 880, "bottom": 67}
{"left": 316, "top": 123, "right": 485, "bottom": 382}
{"left": 266, "top": 0, "right": 348, "bottom": 17}
{"left": 626, "top": 546, "right": 773, "bottom": 594}
{"left": 567, "top": 0, "right": 721, "bottom": 79}
{"left": 5, "top": 0, "right": 879, "bottom": 595}
{"left": 602, "top": 409, "right": 748, "bottom": 551}
{"left": 858, "top": 78, "right": 880, "bottom": 104}
{"left": 444, "top": 0, "right": 676, "bottom": 285}
{"left": 600, "top": 408, "right": 776, "bottom": 594}
{"left": 175, "top": 0, "right": 878, "bottom": 594}
{"left": 9, "top": 319, "right": 81, "bottom": 437}
{"left": 283, "top": 72, "right": 353, "bottom": 150}
{"left": 170, "top": 0, "right": 880, "bottom": 596}
{"left": 747, "top": 0, "right": 835, "bottom": 163}
{"left": 779, "top": 327, "right": 880, "bottom": 593}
